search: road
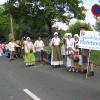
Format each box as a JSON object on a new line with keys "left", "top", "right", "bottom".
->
{"left": 0, "top": 55, "right": 100, "bottom": 100}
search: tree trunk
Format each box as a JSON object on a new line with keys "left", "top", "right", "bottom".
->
{"left": 48, "top": 13, "right": 52, "bottom": 38}
{"left": 48, "top": 19, "right": 52, "bottom": 38}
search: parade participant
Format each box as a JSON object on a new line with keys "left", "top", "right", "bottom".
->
{"left": 66, "top": 47, "right": 74, "bottom": 71}
{"left": 80, "top": 25, "right": 94, "bottom": 76}
{"left": 51, "top": 32, "right": 63, "bottom": 67}
{"left": 74, "top": 34, "right": 83, "bottom": 72}
{"left": 64, "top": 33, "right": 68, "bottom": 68}
{"left": 0, "top": 41, "right": 3, "bottom": 56}
{"left": 74, "top": 44, "right": 83, "bottom": 73}
{"left": 8, "top": 39, "right": 20, "bottom": 61}
{"left": 65, "top": 33, "right": 74, "bottom": 70}
{"left": 34, "top": 36, "right": 44, "bottom": 61}
{"left": 22, "top": 36, "right": 27, "bottom": 58}
{"left": 61, "top": 35, "right": 66, "bottom": 59}
{"left": 2, "top": 42, "right": 5, "bottom": 55}
{"left": 24, "top": 37, "right": 35, "bottom": 66}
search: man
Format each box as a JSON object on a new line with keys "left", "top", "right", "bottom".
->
{"left": 34, "top": 36, "right": 44, "bottom": 61}
{"left": 80, "top": 25, "right": 94, "bottom": 76}
{"left": 8, "top": 39, "right": 20, "bottom": 61}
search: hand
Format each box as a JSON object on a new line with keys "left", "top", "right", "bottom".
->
{"left": 52, "top": 42, "right": 54, "bottom": 45}
{"left": 26, "top": 53, "right": 28, "bottom": 55}
{"left": 89, "top": 49, "right": 91, "bottom": 52}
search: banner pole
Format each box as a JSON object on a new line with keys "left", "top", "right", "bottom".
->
{"left": 86, "top": 52, "right": 90, "bottom": 78}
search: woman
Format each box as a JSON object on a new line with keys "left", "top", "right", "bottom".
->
{"left": 74, "top": 34, "right": 83, "bottom": 72}
{"left": 51, "top": 32, "right": 63, "bottom": 67}
{"left": 65, "top": 33, "right": 74, "bottom": 71}
{"left": 0, "top": 41, "right": 3, "bottom": 56}
{"left": 24, "top": 37, "right": 35, "bottom": 66}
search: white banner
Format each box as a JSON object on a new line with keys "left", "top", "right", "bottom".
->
{"left": 79, "top": 31, "right": 100, "bottom": 50}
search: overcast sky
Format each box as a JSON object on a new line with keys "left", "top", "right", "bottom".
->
{"left": 0, "top": 0, "right": 99, "bottom": 30}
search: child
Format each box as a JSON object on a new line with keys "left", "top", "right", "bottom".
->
{"left": 66, "top": 47, "right": 74, "bottom": 72}
{"left": 74, "top": 44, "right": 83, "bottom": 73}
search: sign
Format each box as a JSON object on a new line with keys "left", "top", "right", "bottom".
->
{"left": 91, "top": 4, "right": 100, "bottom": 16}
{"left": 9, "top": 34, "right": 15, "bottom": 41}
{"left": 79, "top": 31, "right": 100, "bottom": 50}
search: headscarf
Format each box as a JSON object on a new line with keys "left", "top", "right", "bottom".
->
{"left": 54, "top": 32, "right": 58, "bottom": 36}
{"left": 26, "top": 37, "right": 31, "bottom": 41}
{"left": 68, "top": 33, "right": 72, "bottom": 37}
{"left": 74, "top": 34, "right": 79, "bottom": 39}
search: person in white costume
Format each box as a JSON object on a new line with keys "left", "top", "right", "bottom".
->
{"left": 65, "top": 33, "right": 74, "bottom": 70}
{"left": 73, "top": 34, "right": 83, "bottom": 72}
{"left": 66, "top": 47, "right": 74, "bottom": 71}
{"left": 51, "top": 32, "right": 63, "bottom": 67}
{"left": 61, "top": 34, "right": 66, "bottom": 59}
{"left": 24, "top": 37, "right": 35, "bottom": 66}
{"left": 34, "top": 36, "right": 44, "bottom": 61}
{"left": 8, "top": 39, "right": 20, "bottom": 61}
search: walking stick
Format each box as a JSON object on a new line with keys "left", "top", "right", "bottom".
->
{"left": 86, "top": 52, "right": 90, "bottom": 78}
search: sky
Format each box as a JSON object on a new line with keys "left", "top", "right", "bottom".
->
{"left": 0, "top": 0, "right": 99, "bottom": 30}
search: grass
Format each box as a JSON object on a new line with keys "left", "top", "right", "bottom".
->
{"left": 91, "top": 50, "right": 100, "bottom": 66}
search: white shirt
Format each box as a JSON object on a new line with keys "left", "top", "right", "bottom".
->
{"left": 25, "top": 42, "right": 35, "bottom": 53}
{"left": 66, "top": 38, "right": 74, "bottom": 49}
{"left": 34, "top": 40, "right": 44, "bottom": 51}
{"left": 67, "top": 50, "right": 74, "bottom": 55}
{"left": 8, "top": 42, "right": 20, "bottom": 51}
{"left": 52, "top": 37, "right": 60, "bottom": 45}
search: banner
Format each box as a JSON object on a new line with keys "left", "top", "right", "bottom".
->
{"left": 79, "top": 31, "right": 100, "bottom": 50}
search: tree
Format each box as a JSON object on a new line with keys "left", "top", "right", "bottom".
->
{"left": 3, "top": 0, "right": 86, "bottom": 38}
{"left": 92, "top": 16, "right": 100, "bottom": 31}
{"left": 65, "top": 20, "right": 93, "bottom": 36}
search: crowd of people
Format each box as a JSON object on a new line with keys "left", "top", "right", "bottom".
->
{"left": 0, "top": 25, "right": 94, "bottom": 76}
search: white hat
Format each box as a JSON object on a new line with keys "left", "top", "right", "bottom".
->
{"left": 54, "top": 32, "right": 58, "bottom": 36}
{"left": 26, "top": 37, "right": 31, "bottom": 40}
{"left": 74, "top": 34, "right": 79, "bottom": 39}
{"left": 64, "top": 33, "right": 68, "bottom": 37}
{"left": 68, "top": 33, "right": 72, "bottom": 37}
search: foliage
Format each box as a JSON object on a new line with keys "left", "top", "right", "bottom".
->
{"left": 91, "top": 50, "right": 100, "bottom": 66}
{"left": 3, "top": 0, "right": 87, "bottom": 38}
{"left": 65, "top": 20, "right": 93, "bottom": 37}
{"left": 92, "top": 16, "right": 100, "bottom": 31}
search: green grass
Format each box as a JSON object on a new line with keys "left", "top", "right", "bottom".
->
{"left": 91, "top": 50, "right": 100, "bottom": 66}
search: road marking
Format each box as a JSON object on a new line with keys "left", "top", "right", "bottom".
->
{"left": 23, "top": 89, "right": 41, "bottom": 100}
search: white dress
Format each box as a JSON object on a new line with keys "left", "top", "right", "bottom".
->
{"left": 66, "top": 38, "right": 74, "bottom": 49}
{"left": 74, "top": 49, "right": 82, "bottom": 65}
{"left": 51, "top": 37, "right": 63, "bottom": 65}
{"left": 61, "top": 37, "right": 66, "bottom": 55}
{"left": 67, "top": 50, "right": 74, "bottom": 67}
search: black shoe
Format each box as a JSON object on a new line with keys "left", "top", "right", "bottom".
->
{"left": 83, "top": 69, "right": 87, "bottom": 73}
{"left": 53, "top": 66, "right": 58, "bottom": 68}
{"left": 88, "top": 71, "right": 94, "bottom": 76}
{"left": 28, "top": 65, "right": 31, "bottom": 67}
{"left": 10, "top": 59, "right": 12, "bottom": 61}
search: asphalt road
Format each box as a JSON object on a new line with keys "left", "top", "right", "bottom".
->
{"left": 0, "top": 55, "right": 100, "bottom": 100}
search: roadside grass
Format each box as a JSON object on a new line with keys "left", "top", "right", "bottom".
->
{"left": 91, "top": 50, "right": 100, "bottom": 66}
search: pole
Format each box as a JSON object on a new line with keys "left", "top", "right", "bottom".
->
{"left": 86, "top": 52, "right": 90, "bottom": 78}
{"left": 10, "top": 14, "right": 13, "bottom": 35}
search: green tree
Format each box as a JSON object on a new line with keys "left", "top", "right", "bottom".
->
{"left": 65, "top": 20, "right": 93, "bottom": 37}
{"left": 3, "top": 0, "right": 86, "bottom": 38}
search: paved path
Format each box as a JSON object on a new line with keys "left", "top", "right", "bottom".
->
{"left": 0, "top": 55, "right": 100, "bottom": 100}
